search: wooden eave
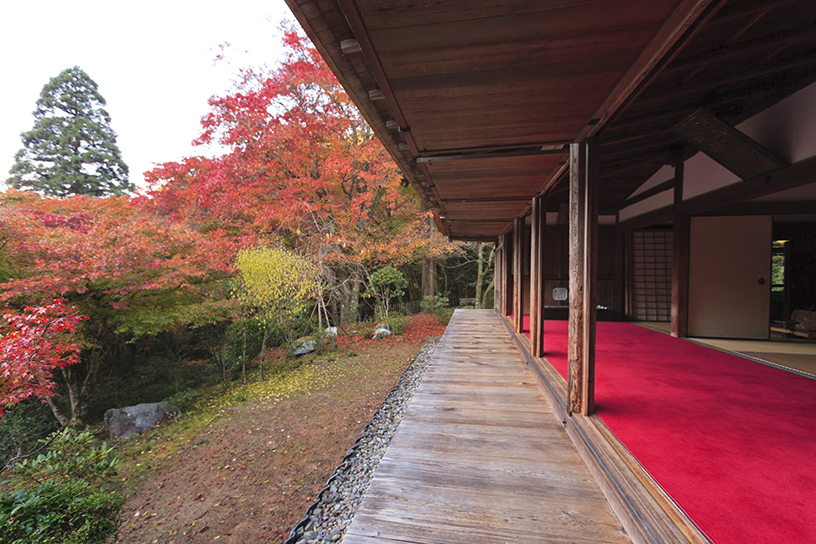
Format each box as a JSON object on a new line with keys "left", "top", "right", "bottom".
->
{"left": 286, "top": 0, "right": 816, "bottom": 240}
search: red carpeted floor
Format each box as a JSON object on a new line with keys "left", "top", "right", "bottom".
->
{"left": 535, "top": 319, "right": 816, "bottom": 544}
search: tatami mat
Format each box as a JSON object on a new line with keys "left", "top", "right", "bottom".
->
{"left": 634, "top": 321, "right": 816, "bottom": 378}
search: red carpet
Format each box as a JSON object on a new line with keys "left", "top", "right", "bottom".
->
{"left": 540, "top": 320, "right": 816, "bottom": 544}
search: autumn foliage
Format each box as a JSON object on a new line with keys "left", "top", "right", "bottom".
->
{"left": 0, "top": 299, "right": 85, "bottom": 416}
{"left": 0, "top": 191, "right": 238, "bottom": 423}
{"left": 144, "top": 29, "right": 448, "bottom": 273}
{"left": 0, "top": 28, "right": 456, "bottom": 426}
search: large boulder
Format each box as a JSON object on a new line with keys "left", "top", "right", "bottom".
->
{"left": 104, "top": 401, "right": 177, "bottom": 439}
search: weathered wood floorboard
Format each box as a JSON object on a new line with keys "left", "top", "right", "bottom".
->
{"left": 343, "top": 309, "right": 629, "bottom": 544}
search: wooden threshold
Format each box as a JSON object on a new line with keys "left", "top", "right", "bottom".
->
{"left": 498, "top": 312, "right": 711, "bottom": 544}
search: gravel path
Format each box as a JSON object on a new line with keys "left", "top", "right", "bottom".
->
{"left": 285, "top": 336, "right": 440, "bottom": 544}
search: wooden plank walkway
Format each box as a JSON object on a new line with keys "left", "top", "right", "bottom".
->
{"left": 343, "top": 309, "right": 629, "bottom": 544}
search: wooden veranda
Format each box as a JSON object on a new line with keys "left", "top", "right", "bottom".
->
{"left": 343, "top": 310, "right": 629, "bottom": 544}
{"left": 285, "top": 1, "right": 816, "bottom": 542}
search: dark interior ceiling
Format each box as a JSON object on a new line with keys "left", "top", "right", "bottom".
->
{"left": 286, "top": 0, "right": 816, "bottom": 241}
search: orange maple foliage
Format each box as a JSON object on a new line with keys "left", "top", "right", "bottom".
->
{"left": 0, "top": 191, "right": 235, "bottom": 319}
{"left": 143, "top": 28, "right": 450, "bottom": 275}
{"left": 0, "top": 191, "right": 238, "bottom": 423}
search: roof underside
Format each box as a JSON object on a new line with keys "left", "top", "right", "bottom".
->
{"left": 286, "top": 0, "right": 816, "bottom": 240}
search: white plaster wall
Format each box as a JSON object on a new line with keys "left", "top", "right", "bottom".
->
{"left": 739, "top": 82, "right": 816, "bottom": 163}
{"left": 619, "top": 165, "right": 675, "bottom": 221}
{"left": 618, "top": 81, "right": 816, "bottom": 221}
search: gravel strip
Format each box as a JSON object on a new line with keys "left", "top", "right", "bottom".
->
{"left": 285, "top": 336, "right": 440, "bottom": 544}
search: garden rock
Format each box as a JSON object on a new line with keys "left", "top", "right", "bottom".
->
{"left": 293, "top": 336, "right": 317, "bottom": 356}
{"left": 104, "top": 401, "right": 177, "bottom": 439}
{"left": 372, "top": 327, "right": 391, "bottom": 339}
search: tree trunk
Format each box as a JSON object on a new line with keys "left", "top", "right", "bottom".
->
{"left": 475, "top": 242, "right": 495, "bottom": 309}
{"left": 242, "top": 325, "right": 247, "bottom": 384}
{"left": 421, "top": 256, "right": 436, "bottom": 300}
{"left": 259, "top": 327, "right": 269, "bottom": 381}
{"left": 339, "top": 274, "right": 361, "bottom": 325}
{"left": 45, "top": 397, "right": 70, "bottom": 427}
{"left": 55, "top": 343, "right": 104, "bottom": 425}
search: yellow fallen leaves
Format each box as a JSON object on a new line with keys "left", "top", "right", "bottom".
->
{"left": 210, "top": 357, "right": 348, "bottom": 409}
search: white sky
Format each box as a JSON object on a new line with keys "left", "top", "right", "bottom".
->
{"left": 0, "top": 0, "right": 295, "bottom": 190}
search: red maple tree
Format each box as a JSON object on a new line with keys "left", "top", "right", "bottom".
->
{"left": 0, "top": 299, "right": 86, "bottom": 421}
{"left": 144, "top": 28, "right": 452, "bottom": 321}
{"left": 0, "top": 190, "right": 238, "bottom": 423}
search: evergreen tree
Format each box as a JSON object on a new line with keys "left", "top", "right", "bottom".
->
{"left": 7, "top": 66, "right": 131, "bottom": 197}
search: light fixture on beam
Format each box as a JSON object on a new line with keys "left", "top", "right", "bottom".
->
{"left": 420, "top": 182, "right": 429, "bottom": 187}
{"left": 398, "top": 143, "right": 410, "bottom": 151}
{"left": 340, "top": 39, "right": 362, "bottom": 54}
{"left": 368, "top": 89, "right": 384, "bottom": 101}
{"left": 385, "top": 120, "right": 399, "bottom": 131}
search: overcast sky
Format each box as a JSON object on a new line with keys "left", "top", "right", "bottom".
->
{"left": 0, "top": 0, "right": 294, "bottom": 190}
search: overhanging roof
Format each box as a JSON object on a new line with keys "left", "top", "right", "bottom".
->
{"left": 286, "top": 0, "right": 816, "bottom": 240}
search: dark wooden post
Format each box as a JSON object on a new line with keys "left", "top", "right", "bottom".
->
{"left": 513, "top": 217, "right": 524, "bottom": 334}
{"left": 671, "top": 153, "right": 689, "bottom": 338}
{"left": 613, "top": 229, "right": 626, "bottom": 315}
{"left": 501, "top": 233, "right": 512, "bottom": 316}
{"left": 494, "top": 238, "right": 502, "bottom": 312}
{"left": 568, "top": 139, "right": 598, "bottom": 417}
{"left": 530, "top": 196, "right": 546, "bottom": 357}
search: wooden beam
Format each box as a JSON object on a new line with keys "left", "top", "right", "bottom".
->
{"left": 637, "top": 54, "right": 816, "bottom": 109}
{"left": 538, "top": 160, "right": 569, "bottom": 197}
{"left": 673, "top": 109, "right": 788, "bottom": 180}
{"left": 580, "top": 0, "right": 721, "bottom": 140}
{"left": 622, "top": 177, "right": 676, "bottom": 207}
{"left": 568, "top": 140, "right": 598, "bottom": 416}
{"left": 442, "top": 197, "right": 532, "bottom": 204}
{"left": 530, "top": 196, "right": 546, "bottom": 358}
{"left": 416, "top": 147, "right": 567, "bottom": 163}
{"left": 513, "top": 218, "right": 524, "bottom": 334}
{"left": 617, "top": 154, "right": 816, "bottom": 231}
{"left": 665, "top": 21, "right": 816, "bottom": 75}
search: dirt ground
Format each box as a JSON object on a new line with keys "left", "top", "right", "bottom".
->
{"left": 111, "top": 315, "right": 444, "bottom": 544}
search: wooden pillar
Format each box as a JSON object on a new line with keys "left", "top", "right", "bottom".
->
{"left": 513, "top": 217, "right": 524, "bottom": 333}
{"left": 672, "top": 152, "right": 689, "bottom": 337}
{"left": 568, "top": 139, "right": 598, "bottom": 417}
{"left": 501, "top": 233, "right": 512, "bottom": 316}
{"left": 613, "top": 230, "right": 626, "bottom": 315}
{"left": 530, "top": 195, "right": 546, "bottom": 357}
{"left": 672, "top": 217, "right": 690, "bottom": 337}
{"left": 494, "top": 240, "right": 501, "bottom": 312}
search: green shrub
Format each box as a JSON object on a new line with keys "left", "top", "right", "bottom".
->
{"left": 1, "top": 427, "right": 124, "bottom": 544}
{"left": 165, "top": 389, "right": 203, "bottom": 412}
{"left": 376, "top": 314, "right": 411, "bottom": 336}
{"left": 421, "top": 295, "right": 453, "bottom": 325}
{"left": 15, "top": 428, "right": 118, "bottom": 486}
{"left": 420, "top": 294, "right": 448, "bottom": 314}
{"left": 0, "top": 401, "right": 60, "bottom": 468}
{"left": 434, "top": 307, "right": 455, "bottom": 325}
{"left": 0, "top": 479, "right": 123, "bottom": 544}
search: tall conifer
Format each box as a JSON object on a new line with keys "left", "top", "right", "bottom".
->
{"left": 7, "top": 66, "right": 131, "bottom": 196}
